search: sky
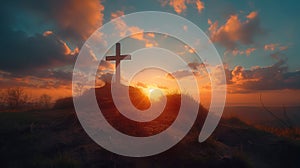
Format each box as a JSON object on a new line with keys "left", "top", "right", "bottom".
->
{"left": 0, "top": 0, "right": 300, "bottom": 106}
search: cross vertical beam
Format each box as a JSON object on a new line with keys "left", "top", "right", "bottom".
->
{"left": 105, "top": 43, "right": 131, "bottom": 85}
{"left": 115, "top": 43, "right": 121, "bottom": 86}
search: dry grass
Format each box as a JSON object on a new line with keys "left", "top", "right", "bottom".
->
{"left": 255, "top": 125, "right": 300, "bottom": 140}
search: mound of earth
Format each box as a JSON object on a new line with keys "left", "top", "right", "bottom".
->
{"left": 1, "top": 84, "right": 300, "bottom": 167}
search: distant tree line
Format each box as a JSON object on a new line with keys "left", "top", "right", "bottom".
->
{"left": 0, "top": 87, "right": 53, "bottom": 112}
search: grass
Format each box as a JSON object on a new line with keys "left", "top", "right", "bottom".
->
{"left": 1, "top": 84, "right": 300, "bottom": 167}
{"left": 32, "top": 152, "right": 79, "bottom": 168}
{"left": 0, "top": 110, "right": 80, "bottom": 168}
{"left": 255, "top": 126, "right": 300, "bottom": 140}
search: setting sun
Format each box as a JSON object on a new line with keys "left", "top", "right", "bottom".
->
{"left": 144, "top": 87, "right": 163, "bottom": 101}
{"left": 148, "top": 88, "right": 155, "bottom": 94}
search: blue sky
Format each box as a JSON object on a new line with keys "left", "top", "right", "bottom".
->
{"left": 100, "top": 0, "right": 300, "bottom": 71}
{"left": 0, "top": 0, "right": 299, "bottom": 105}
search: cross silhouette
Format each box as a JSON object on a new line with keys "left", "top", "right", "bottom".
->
{"left": 106, "top": 43, "right": 131, "bottom": 85}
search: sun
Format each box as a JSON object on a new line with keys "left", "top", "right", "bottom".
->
{"left": 144, "top": 87, "right": 163, "bottom": 101}
{"left": 149, "top": 88, "right": 155, "bottom": 94}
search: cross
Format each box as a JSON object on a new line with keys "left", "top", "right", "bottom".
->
{"left": 106, "top": 43, "right": 131, "bottom": 85}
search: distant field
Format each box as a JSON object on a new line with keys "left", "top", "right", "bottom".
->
{"left": 223, "top": 106, "right": 300, "bottom": 128}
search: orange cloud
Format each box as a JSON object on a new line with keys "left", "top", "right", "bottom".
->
{"left": 183, "top": 25, "right": 188, "bottom": 31}
{"left": 111, "top": 10, "right": 124, "bottom": 19}
{"left": 129, "top": 27, "right": 145, "bottom": 41}
{"left": 147, "top": 33, "right": 155, "bottom": 38}
{"left": 60, "top": 0, "right": 105, "bottom": 40}
{"left": 98, "top": 60, "right": 115, "bottom": 71}
{"left": 194, "top": 0, "right": 204, "bottom": 12}
{"left": 43, "top": 31, "right": 53, "bottom": 37}
{"left": 160, "top": 0, "right": 204, "bottom": 14}
{"left": 246, "top": 11, "right": 258, "bottom": 19}
{"left": 62, "top": 43, "right": 79, "bottom": 56}
{"left": 264, "top": 43, "right": 289, "bottom": 51}
{"left": 0, "top": 74, "right": 72, "bottom": 92}
{"left": 145, "top": 42, "right": 155, "bottom": 48}
{"left": 264, "top": 43, "right": 279, "bottom": 51}
{"left": 166, "top": 60, "right": 300, "bottom": 94}
{"left": 184, "top": 45, "right": 195, "bottom": 53}
{"left": 225, "top": 47, "right": 256, "bottom": 56}
{"left": 43, "top": 31, "right": 79, "bottom": 56}
{"left": 171, "top": 0, "right": 186, "bottom": 13}
{"left": 30, "top": 0, "right": 105, "bottom": 41}
{"left": 227, "top": 60, "right": 300, "bottom": 93}
{"left": 111, "top": 11, "right": 158, "bottom": 48}
{"left": 245, "top": 48, "right": 256, "bottom": 56}
{"left": 208, "top": 11, "right": 263, "bottom": 50}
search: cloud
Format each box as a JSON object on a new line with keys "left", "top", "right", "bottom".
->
{"left": 136, "top": 82, "right": 148, "bottom": 88}
{"left": 163, "top": 60, "right": 300, "bottom": 93}
{"left": 0, "top": 31, "right": 76, "bottom": 73}
{"left": 183, "top": 25, "right": 188, "bottom": 31}
{"left": 1, "top": 0, "right": 104, "bottom": 46}
{"left": 0, "top": 0, "right": 106, "bottom": 94}
{"left": 98, "top": 60, "right": 115, "bottom": 71}
{"left": 225, "top": 47, "right": 257, "bottom": 56}
{"left": 246, "top": 11, "right": 258, "bottom": 19}
{"left": 166, "top": 70, "right": 199, "bottom": 79}
{"left": 184, "top": 45, "right": 195, "bottom": 53}
{"left": 166, "top": 62, "right": 207, "bottom": 79}
{"left": 111, "top": 11, "right": 158, "bottom": 48}
{"left": 227, "top": 59, "right": 300, "bottom": 92}
{"left": 270, "top": 50, "right": 287, "bottom": 61}
{"left": 22, "top": 0, "right": 104, "bottom": 43}
{"left": 244, "top": 48, "right": 256, "bottom": 56}
{"left": 0, "top": 71, "right": 72, "bottom": 89}
{"left": 208, "top": 11, "right": 264, "bottom": 50}
{"left": 97, "top": 72, "right": 113, "bottom": 84}
{"left": 111, "top": 10, "right": 125, "bottom": 19}
{"left": 264, "top": 43, "right": 289, "bottom": 51}
{"left": 188, "top": 62, "right": 207, "bottom": 70}
{"left": 264, "top": 43, "right": 279, "bottom": 51}
{"left": 160, "top": 0, "right": 204, "bottom": 14}
{"left": 0, "top": 11, "right": 78, "bottom": 88}
{"left": 0, "top": 0, "right": 105, "bottom": 75}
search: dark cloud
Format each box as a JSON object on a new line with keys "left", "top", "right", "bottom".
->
{"left": 166, "top": 70, "right": 201, "bottom": 79}
{"left": 165, "top": 62, "right": 207, "bottom": 80}
{"left": 98, "top": 73, "right": 114, "bottom": 84}
{"left": 0, "top": 0, "right": 106, "bottom": 74}
{"left": 165, "top": 60, "right": 300, "bottom": 93}
{"left": 0, "top": 1, "right": 94, "bottom": 76}
{"left": 188, "top": 62, "right": 207, "bottom": 70}
{"left": 2, "top": 0, "right": 104, "bottom": 43}
{"left": 0, "top": 30, "right": 76, "bottom": 73}
{"left": 0, "top": 0, "right": 106, "bottom": 87}
{"left": 228, "top": 59, "right": 300, "bottom": 92}
{"left": 0, "top": 74, "right": 71, "bottom": 89}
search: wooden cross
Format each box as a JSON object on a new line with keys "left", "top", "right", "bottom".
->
{"left": 106, "top": 43, "right": 131, "bottom": 85}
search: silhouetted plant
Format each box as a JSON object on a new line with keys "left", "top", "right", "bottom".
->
{"left": 4, "top": 87, "right": 29, "bottom": 110}
{"left": 38, "top": 94, "right": 52, "bottom": 109}
{"left": 259, "top": 93, "right": 298, "bottom": 139}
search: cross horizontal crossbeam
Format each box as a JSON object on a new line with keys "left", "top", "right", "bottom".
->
{"left": 105, "top": 43, "right": 131, "bottom": 85}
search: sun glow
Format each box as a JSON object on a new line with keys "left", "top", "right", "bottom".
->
{"left": 144, "top": 87, "right": 163, "bottom": 101}
{"left": 149, "top": 88, "right": 155, "bottom": 94}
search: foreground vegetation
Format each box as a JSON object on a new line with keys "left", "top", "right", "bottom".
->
{"left": 1, "top": 85, "right": 300, "bottom": 167}
{"left": 1, "top": 109, "right": 300, "bottom": 167}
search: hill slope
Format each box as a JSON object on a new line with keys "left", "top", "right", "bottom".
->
{"left": 1, "top": 84, "right": 300, "bottom": 167}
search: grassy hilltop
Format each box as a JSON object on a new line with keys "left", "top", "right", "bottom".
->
{"left": 1, "top": 84, "right": 300, "bottom": 167}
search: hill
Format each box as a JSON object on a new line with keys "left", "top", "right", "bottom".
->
{"left": 0, "top": 84, "right": 300, "bottom": 167}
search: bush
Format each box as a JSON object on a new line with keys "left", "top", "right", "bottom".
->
{"left": 54, "top": 97, "right": 74, "bottom": 109}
